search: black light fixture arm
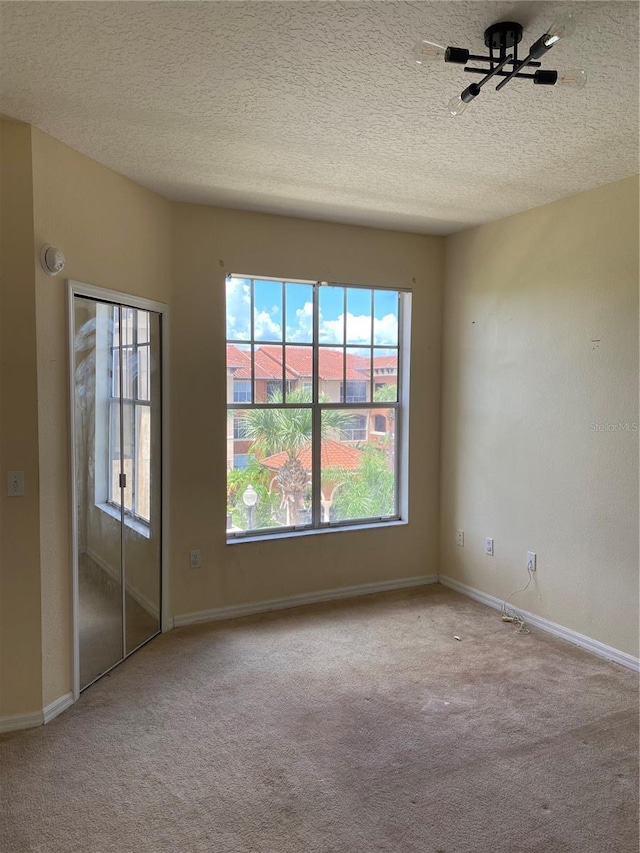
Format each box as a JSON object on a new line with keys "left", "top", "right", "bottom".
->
{"left": 413, "top": 12, "right": 585, "bottom": 115}
{"left": 453, "top": 52, "right": 512, "bottom": 113}
{"left": 474, "top": 52, "right": 513, "bottom": 89}
{"left": 460, "top": 54, "right": 542, "bottom": 68}
{"left": 494, "top": 34, "right": 553, "bottom": 91}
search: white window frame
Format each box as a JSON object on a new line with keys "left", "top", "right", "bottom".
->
{"left": 226, "top": 275, "right": 411, "bottom": 541}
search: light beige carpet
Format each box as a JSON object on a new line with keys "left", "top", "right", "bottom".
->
{"left": 1, "top": 584, "right": 638, "bottom": 853}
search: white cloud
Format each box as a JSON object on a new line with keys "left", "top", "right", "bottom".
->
{"left": 318, "top": 312, "right": 398, "bottom": 346}
{"left": 228, "top": 282, "right": 397, "bottom": 348}
{"left": 373, "top": 313, "right": 398, "bottom": 346}
{"left": 226, "top": 278, "right": 251, "bottom": 340}
{"left": 255, "top": 310, "right": 282, "bottom": 340}
{"left": 287, "top": 301, "right": 314, "bottom": 342}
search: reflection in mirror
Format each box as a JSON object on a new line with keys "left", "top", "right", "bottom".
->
{"left": 74, "top": 297, "right": 124, "bottom": 689}
{"left": 74, "top": 297, "right": 161, "bottom": 689}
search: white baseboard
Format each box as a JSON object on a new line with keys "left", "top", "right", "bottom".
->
{"left": 0, "top": 710, "right": 43, "bottom": 734}
{"left": 174, "top": 574, "right": 439, "bottom": 628}
{"left": 43, "top": 692, "right": 74, "bottom": 725}
{"left": 85, "top": 547, "right": 160, "bottom": 621}
{"left": 438, "top": 574, "right": 640, "bottom": 672}
{"left": 0, "top": 692, "right": 75, "bottom": 734}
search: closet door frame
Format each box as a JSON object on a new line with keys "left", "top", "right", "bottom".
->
{"left": 68, "top": 280, "right": 171, "bottom": 701}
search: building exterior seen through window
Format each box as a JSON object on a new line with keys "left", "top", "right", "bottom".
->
{"left": 226, "top": 276, "right": 408, "bottom": 536}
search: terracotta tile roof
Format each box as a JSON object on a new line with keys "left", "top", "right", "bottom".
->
{"left": 260, "top": 439, "right": 362, "bottom": 472}
{"left": 226, "top": 344, "right": 250, "bottom": 370}
{"left": 258, "top": 345, "right": 371, "bottom": 381}
{"left": 254, "top": 349, "right": 289, "bottom": 380}
{"left": 227, "top": 344, "right": 397, "bottom": 382}
{"left": 226, "top": 344, "right": 292, "bottom": 380}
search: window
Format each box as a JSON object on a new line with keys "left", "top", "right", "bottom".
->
{"left": 109, "top": 306, "right": 152, "bottom": 524}
{"left": 267, "top": 379, "right": 292, "bottom": 400}
{"left": 343, "top": 415, "right": 367, "bottom": 441}
{"left": 233, "top": 380, "right": 251, "bottom": 403}
{"left": 340, "top": 381, "right": 368, "bottom": 403}
{"left": 233, "top": 416, "right": 250, "bottom": 439}
{"left": 226, "top": 275, "right": 408, "bottom": 537}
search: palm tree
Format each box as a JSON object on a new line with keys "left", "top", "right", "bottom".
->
{"left": 322, "top": 382, "right": 398, "bottom": 521}
{"left": 330, "top": 445, "right": 395, "bottom": 521}
{"left": 244, "top": 387, "right": 349, "bottom": 525}
{"left": 373, "top": 382, "right": 398, "bottom": 404}
{"left": 373, "top": 382, "right": 397, "bottom": 471}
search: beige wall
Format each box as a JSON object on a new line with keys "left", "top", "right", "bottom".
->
{"left": 0, "top": 121, "right": 43, "bottom": 716}
{"left": 2, "top": 116, "right": 637, "bottom": 723}
{"left": 30, "top": 127, "right": 172, "bottom": 706}
{"left": 440, "top": 176, "right": 639, "bottom": 657}
{"left": 171, "top": 204, "right": 444, "bottom": 617}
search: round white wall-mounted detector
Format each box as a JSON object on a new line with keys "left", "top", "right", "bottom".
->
{"left": 40, "top": 244, "right": 66, "bottom": 276}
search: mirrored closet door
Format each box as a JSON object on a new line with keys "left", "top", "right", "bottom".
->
{"left": 71, "top": 291, "right": 163, "bottom": 691}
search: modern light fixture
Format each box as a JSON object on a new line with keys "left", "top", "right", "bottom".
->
{"left": 414, "top": 12, "right": 586, "bottom": 116}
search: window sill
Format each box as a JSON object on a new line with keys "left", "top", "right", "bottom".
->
{"left": 227, "top": 518, "right": 407, "bottom": 545}
{"left": 97, "top": 502, "right": 151, "bottom": 539}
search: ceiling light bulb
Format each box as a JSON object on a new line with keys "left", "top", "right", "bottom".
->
{"left": 448, "top": 94, "right": 468, "bottom": 116}
{"left": 556, "top": 68, "right": 587, "bottom": 89}
{"left": 413, "top": 39, "right": 447, "bottom": 66}
{"left": 543, "top": 13, "right": 576, "bottom": 47}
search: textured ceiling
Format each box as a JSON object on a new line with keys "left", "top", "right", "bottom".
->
{"left": 0, "top": 1, "right": 638, "bottom": 234}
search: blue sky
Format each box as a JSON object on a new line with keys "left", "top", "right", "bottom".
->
{"left": 226, "top": 277, "right": 398, "bottom": 347}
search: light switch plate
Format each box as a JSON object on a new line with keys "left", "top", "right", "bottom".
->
{"left": 7, "top": 471, "right": 25, "bottom": 496}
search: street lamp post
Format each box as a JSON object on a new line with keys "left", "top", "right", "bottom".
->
{"left": 242, "top": 484, "right": 258, "bottom": 530}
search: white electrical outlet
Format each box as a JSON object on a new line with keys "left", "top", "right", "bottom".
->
{"left": 485, "top": 537, "right": 494, "bottom": 556}
{"left": 527, "top": 551, "right": 537, "bottom": 572}
{"left": 7, "top": 471, "right": 25, "bottom": 496}
{"left": 189, "top": 549, "right": 202, "bottom": 569}
{"left": 456, "top": 529, "right": 464, "bottom": 547}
